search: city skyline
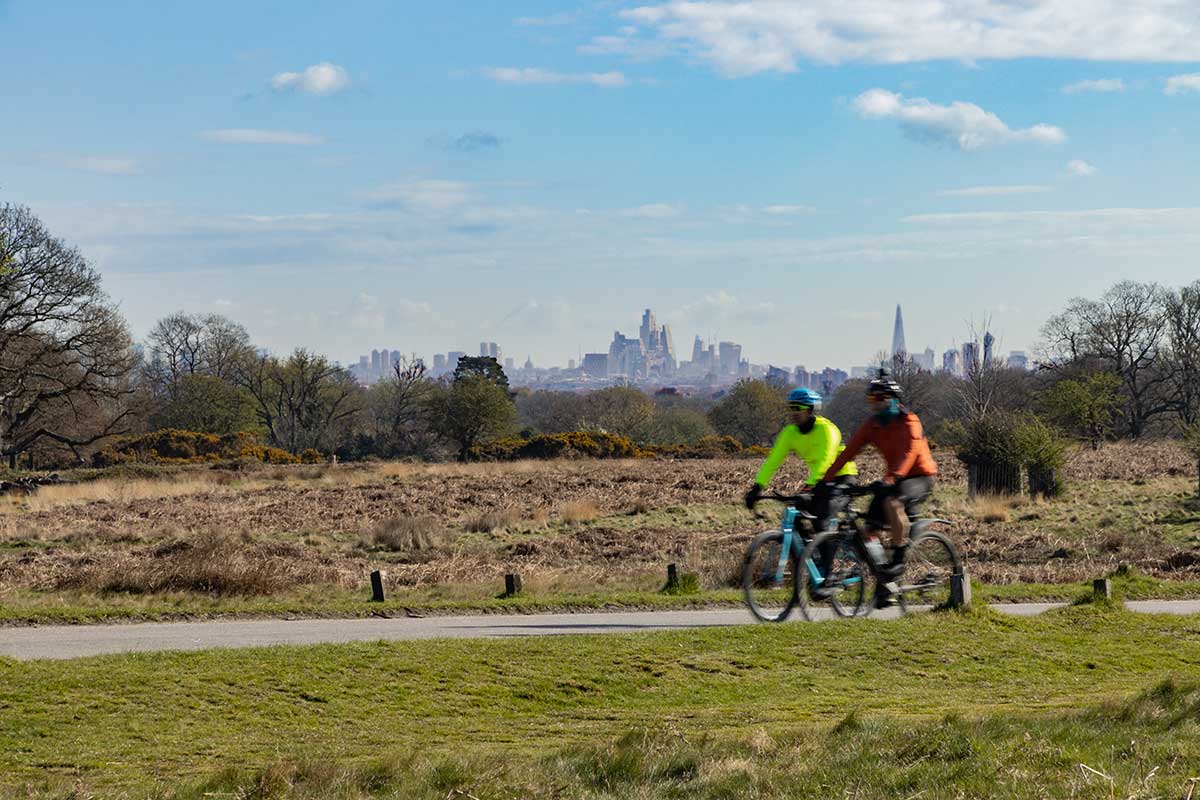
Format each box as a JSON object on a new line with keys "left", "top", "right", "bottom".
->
{"left": 344, "top": 303, "right": 1031, "bottom": 388}
{"left": 4, "top": 3, "right": 1199, "bottom": 369}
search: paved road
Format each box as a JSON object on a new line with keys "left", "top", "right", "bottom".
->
{"left": 2, "top": 600, "right": 1197, "bottom": 661}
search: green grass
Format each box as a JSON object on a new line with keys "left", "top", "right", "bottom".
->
{"left": 4, "top": 604, "right": 1200, "bottom": 797}
{"left": 4, "top": 566, "right": 1199, "bottom": 626}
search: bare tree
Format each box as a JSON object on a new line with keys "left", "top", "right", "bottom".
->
{"left": 143, "top": 312, "right": 251, "bottom": 398}
{"left": 366, "top": 356, "right": 441, "bottom": 456}
{"left": 0, "top": 205, "right": 137, "bottom": 467}
{"left": 236, "top": 349, "right": 364, "bottom": 453}
{"left": 1040, "top": 281, "right": 1173, "bottom": 437}
{"left": 1165, "top": 281, "right": 1200, "bottom": 427}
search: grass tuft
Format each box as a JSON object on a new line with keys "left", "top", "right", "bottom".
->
{"left": 361, "top": 515, "right": 449, "bottom": 552}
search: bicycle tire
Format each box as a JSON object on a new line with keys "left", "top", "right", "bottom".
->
{"left": 895, "top": 530, "right": 962, "bottom": 615}
{"left": 741, "top": 530, "right": 800, "bottom": 623}
{"left": 796, "top": 530, "right": 871, "bottom": 622}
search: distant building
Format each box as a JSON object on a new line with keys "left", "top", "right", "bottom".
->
{"left": 447, "top": 351, "right": 465, "bottom": 371}
{"left": 892, "top": 305, "right": 907, "bottom": 358}
{"left": 851, "top": 366, "right": 872, "bottom": 380}
{"left": 765, "top": 365, "right": 791, "bottom": 386}
{"left": 718, "top": 341, "right": 741, "bottom": 375}
{"left": 582, "top": 353, "right": 609, "bottom": 378}
{"left": 913, "top": 346, "right": 936, "bottom": 372}
{"left": 942, "top": 349, "right": 959, "bottom": 376}
{"left": 609, "top": 331, "right": 644, "bottom": 377}
{"left": 1007, "top": 351, "right": 1029, "bottom": 370}
{"left": 962, "top": 341, "right": 980, "bottom": 374}
{"left": 523, "top": 355, "right": 534, "bottom": 370}
{"left": 433, "top": 353, "right": 447, "bottom": 371}
{"left": 504, "top": 357, "right": 515, "bottom": 371}
{"left": 983, "top": 332, "right": 995, "bottom": 365}
{"left": 370, "top": 349, "right": 381, "bottom": 372}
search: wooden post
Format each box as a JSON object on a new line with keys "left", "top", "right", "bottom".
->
{"left": 666, "top": 563, "right": 679, "bottom": 589}
{"left": 370, "top": 570, "right": 386, "bottom": 602}
{"left": 505, "top": 573, "right": 523, "bottom": 596}
{"left": 1093, "top": 578, "right": 1112, "bottom": 599}
{"left": 950, "top": 571, "right": 972, "bottom": 608}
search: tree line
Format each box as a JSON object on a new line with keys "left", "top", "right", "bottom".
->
{"left": 2, "top": 204, "right": 1198, "bottom": 470}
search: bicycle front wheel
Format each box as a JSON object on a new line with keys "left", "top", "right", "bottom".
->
{"left": 897, "top": 530, "right": 962, "bottom": 614}
{"left": 797, "top": 531, "right": 871, "bottom": 621}
{"left": 742, "top": 531, "right": 800, "bottom": 622}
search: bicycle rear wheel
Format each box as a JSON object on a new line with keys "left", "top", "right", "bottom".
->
{"left": 797, "top": 531, "right": 870, "bottom": 622}
{"left": 897, "top": 530, "right": 962, "bottom": 614}
{"left": 742, "top": 531, "right": 800, "bottom": 622}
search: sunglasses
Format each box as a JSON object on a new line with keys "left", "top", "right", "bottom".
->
{"left": 868, "top": 394, "right": 890, "bottom": 402}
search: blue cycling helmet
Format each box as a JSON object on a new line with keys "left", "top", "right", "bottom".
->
{"left": 787, "top": 387, "right": 822, "bottom": 411}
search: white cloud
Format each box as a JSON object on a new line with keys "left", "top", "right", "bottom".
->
{"left": 613, "top": 1, "right": 1200, "bottom": 76}
{"left": 62, "top": 156, "right": 142, "bottom": 175}
{"left": 200, "top": 129, "right": 324, "bottom": 145}
{"left": 938, "top": 185, "right": 1051, "bottom": 197}
{"left": 670, "top": 289, "right": 776, "bottom": 326}
{"left": 1066, "top": 159, "right": 1098, "bottom": 176}
{"left": 762, "top": 204, "right": 815, "bottom": 214}
{"left": 1062, "top": 78, "right": 1125, "bottom": 94}
{"left": 1164, "top": 73, "right": 1200, "bottom": 95}
{"left": 270, "top": 62, "right": 350, "bottom": 95}
{"left": 362, "top": 179, "right": 473, "bottom": 213}
{"left": 624, "top": 203, "right": 682, "bottom": 219}
{"left": 514, "top": 11, "right": 579, "bottom": 27}
{"left": 903, "top": 207, "right": 1200, "bottom": 226}
{"left": 853, "top": 89, "right": 1066, "bottom": 150}
{"left": 484, "top": 67, "right": 627, "bottom": 87}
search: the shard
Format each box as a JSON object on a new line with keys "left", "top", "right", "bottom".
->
{"left": 891, "top": 304, "right": 907, "bottom": 358}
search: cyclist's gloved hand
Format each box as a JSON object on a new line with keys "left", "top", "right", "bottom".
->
{"left": 744, "top": 483, "right": 763, "bottom": 510}
{"left": 868, "top": 479, "right": 890, "bottom": 494}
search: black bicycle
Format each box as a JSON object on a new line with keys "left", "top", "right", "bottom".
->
{"left": 796, "top": 483, "right": 962, "bottom": 620}
{"left": 741, "top": 490, "right": 870, "bottom": 622}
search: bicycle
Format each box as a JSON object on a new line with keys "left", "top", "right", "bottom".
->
{"left": 741, "top": 490, "right": 870, "bottom": 622}
{"left": 796, "top": 483, "right": 962, "bottom": 620}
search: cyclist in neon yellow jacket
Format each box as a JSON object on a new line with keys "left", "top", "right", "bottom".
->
{"left": 744, "top": 387, "right": 858, "bottom": 535}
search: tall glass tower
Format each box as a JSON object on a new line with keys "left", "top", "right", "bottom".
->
{"left": 891, "top": 305, "right": 907, "bottom": 358}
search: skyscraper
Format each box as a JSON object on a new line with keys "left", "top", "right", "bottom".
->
{"left": 983, "top": 332, "right": 995, "bottom": 365}
{"left": 639, "top": 309, "right": 656, "bottom": 349}
{"left": 942, "top": 349, "right": 959, "bottom": 375}
{"left": 691, "top": 335, "right": 704, "bottom": 364}
{"left": 891, "top": 305, "right": 907, "bottom": 357}
{"left": 962, "top": 341, "right": 979, "bottom": 374}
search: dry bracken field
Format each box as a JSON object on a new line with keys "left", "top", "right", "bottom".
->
{"left": 0, "top": 441, "right": 1197, "bottom": 616}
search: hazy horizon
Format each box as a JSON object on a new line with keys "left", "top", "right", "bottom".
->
{"left": 4, "top": 1, "right": 1199, "bottom": 370}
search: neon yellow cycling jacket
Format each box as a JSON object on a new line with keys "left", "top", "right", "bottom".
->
{"left": 754, "top": 416, "right": 859, "bottom": 488}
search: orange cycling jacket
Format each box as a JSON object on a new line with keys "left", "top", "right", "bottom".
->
{"left": 822, "top": 410, "right": 937, "bottom": 485}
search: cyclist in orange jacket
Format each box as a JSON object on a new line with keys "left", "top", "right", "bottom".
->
{"left": 822, "top": 373, "right": 937, "bottom": 593}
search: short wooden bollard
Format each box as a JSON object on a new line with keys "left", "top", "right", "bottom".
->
{"left": 370, "top": 570, "right": 387, "bottom": 602}
{"left": 505, "top": 573, "right": 523, "bottom": 596}
{"left": 1093, "top": 578, "right": 1112, "bottom": 599}
{"left": 950, "top": 571, "right": 972, "bottom": 608}
{"left": 666, "top": 563, "right": 679, "bottom": 590}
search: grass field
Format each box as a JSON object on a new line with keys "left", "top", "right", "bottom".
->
{"left": 1, "top": 441, "right": 1197, "bottom": 624}
{"left": 3, "top": 603, "right": 1200, "bottom": 798}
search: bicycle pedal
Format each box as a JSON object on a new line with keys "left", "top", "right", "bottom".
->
{"left": 883, "top": 581, "right": 900, "bottom": 594}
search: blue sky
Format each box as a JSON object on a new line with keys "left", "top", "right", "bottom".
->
{"left": 3, "top": 0, "right": 1199, "bottom": 370}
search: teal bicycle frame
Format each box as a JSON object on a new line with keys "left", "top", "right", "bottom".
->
{"left": 771, "top": 504, "right": 861, "bottom": 592}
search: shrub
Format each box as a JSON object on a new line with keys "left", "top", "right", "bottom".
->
{"left": 1015, "top": 418, "right": 1071, "bottom": 498}
{"left": 471, "top": 431, "right": 638, "bottom": 461}
{"left": 299, "top": 448, "right": 325, "bottom": 464}
{"left": 94, "top": 429, "right": 302, "bottom": 466}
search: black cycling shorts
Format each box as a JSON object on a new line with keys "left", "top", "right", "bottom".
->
{"left": 866, "top": 476, "right": 934, "bottom": 527}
